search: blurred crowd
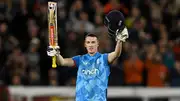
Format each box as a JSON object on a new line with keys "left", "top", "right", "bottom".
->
{"left": 0, "top": 0, "right": 179, "bottom": 87}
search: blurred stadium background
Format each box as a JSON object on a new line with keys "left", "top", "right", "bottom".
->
{"left": 0, "top": 0, "right": 180, "bottom": 101}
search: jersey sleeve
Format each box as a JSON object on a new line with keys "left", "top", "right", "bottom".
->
{"left": 72, "top": 55, "right": 80, "bottom": 67}
{"left": 103, "top": 53, "right": 109, "bottom": 66}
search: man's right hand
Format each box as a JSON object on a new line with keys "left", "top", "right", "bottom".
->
{"left": 47, "top": 46, "right": 60, "bottom": 57}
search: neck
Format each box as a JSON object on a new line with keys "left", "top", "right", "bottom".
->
{"left": 88, "top": 52, "right": 98, "bottom": 56}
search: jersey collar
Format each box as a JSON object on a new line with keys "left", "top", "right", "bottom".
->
{"left": 87, "top": 52, "right": 100, "bottom": 58}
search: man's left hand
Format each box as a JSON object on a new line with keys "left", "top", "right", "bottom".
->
{"left": 116, "top": 27, "right": 129, "bottom": 42}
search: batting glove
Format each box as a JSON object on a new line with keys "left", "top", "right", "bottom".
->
{"left": 116, "top": 27, "right": 129, "bottom": 42}
{"left": 47, "top": 46, "right": 60, "bottom": 57}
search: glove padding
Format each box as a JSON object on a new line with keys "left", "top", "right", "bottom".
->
{"left": 47, "top": 46, "right": 60, "bottom": 57}
{"left": 116, "top": 27, "right": 129, "bottom": 42}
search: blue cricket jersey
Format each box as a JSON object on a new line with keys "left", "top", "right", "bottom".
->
{"left": 72, "top": 52, "right": 110, "bottom": 101}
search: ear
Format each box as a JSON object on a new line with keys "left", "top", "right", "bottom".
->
{"left": 97, "top": 40, "right": 99, "bottom": 46}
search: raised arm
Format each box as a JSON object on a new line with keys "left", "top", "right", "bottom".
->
{"left": 47, "top": 46, "right": 75, "bottom": 67}
{"left": 56, "top": 54, "right": 75, "bottom": 67}
{"left": 108, "top": 27, "right": 129, "bottom": 64}
{"left": 108, "top": 40, "right": 122, "bottom": 64}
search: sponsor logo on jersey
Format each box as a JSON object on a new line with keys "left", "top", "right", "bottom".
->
{"left": 82, "top": 68, "right": 99, "bottom": 76}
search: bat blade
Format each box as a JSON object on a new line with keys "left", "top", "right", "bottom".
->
{"left": 48, "top": 1, "right": 58, "bottom": 68}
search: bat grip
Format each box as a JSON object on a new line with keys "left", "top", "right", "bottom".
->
{"left": 52, "top": 56, "right": 57, "bottom": 68}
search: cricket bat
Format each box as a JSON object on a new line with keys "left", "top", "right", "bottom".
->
{"left": 48, "top": 1, "right": 58, "bottom": 68}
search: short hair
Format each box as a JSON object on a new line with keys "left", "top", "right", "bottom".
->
{"left": 84, "top": 33, "right": 99, "bottom": 40}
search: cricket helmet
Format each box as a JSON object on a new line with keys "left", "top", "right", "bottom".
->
{"left": 104, "top": 10, "right": 125, "bottom": 38}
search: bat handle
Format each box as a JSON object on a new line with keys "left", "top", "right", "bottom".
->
{"left": 52, "top": 56, "right": 57, "bottom": 68}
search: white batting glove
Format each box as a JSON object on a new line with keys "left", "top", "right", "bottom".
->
{"left": 47, "top": 46, "right": 60, "bottom": 57}
{"left": 116, "top": 27, "right": 129, "bottom": 42}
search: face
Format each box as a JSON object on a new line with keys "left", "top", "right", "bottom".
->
{"left": 95, "top": 15, "right": 102, "bottom": 25}
{"left": 154, "top": 54, "right": 162, "bottom": 63}
{"left": 0, "top": 23, "right": 7, "bottom": 33}
{"left": 85, "top": 36, "right": 99, "bottom": 54}
{"left": 80, "top": 12, "right": 88, "bottom": 21}
{"left": 132, "top": 7, "right": 140, "bottom": 17}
